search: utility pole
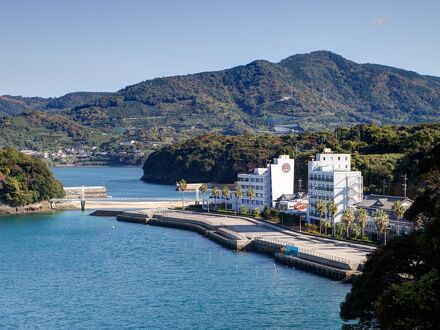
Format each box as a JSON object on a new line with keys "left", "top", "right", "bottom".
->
{"left": 382, "top": 179, "right": 387, "bottom": 195}
{"left": 402, "top": 173, "right": 408, "bottom": 198}
{"left": 298, "top": 178, "right": 303, "bottom": 191}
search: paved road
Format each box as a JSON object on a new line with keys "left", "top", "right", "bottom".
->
{"left": 151, "top": 210, "right": 375, "bottom": 266}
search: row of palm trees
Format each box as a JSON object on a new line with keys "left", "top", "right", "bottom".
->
{"left": 201, "top": 185, "right": 256, "bottom": 214}
{"left": 314, "top": 198, "right": 406, "bottom": 244}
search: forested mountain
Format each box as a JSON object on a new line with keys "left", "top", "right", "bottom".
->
{"left": 141, "top": 124, "right": 440, "bottom": 199}
{"left": 1, "top": 51, "right": 440, "bottom": 163}
{"left": 0, "top": 92, "right": 112, "bottom": 117}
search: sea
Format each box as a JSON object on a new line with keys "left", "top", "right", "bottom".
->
{"left": 0, "top": 167, "right": 350, "bottom": 329}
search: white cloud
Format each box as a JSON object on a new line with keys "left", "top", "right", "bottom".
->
{"left": 372, "top": 15, "right": 388, "bottom": 26}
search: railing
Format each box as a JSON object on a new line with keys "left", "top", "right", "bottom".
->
{"left": 154, "top": 210, "right": 353, "bottom": 266}
{"left": 53, "top": 197, "right": 192, "bottom": 202}
{"left": 247, "top": 234, "right": 351, "bottom": 265}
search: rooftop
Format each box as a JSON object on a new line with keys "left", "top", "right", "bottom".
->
{"left": 355, "top": 194, "right": 413, "bottom": 211}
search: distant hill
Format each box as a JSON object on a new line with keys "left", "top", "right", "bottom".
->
{"left": 112, "top": 51, "right": 440, "bottom": 130}
{"left": 1, "top": 51, "right": 440, "bottom": 162}
{"left": 0, "top": 92, "right": 112, "bottom": 117}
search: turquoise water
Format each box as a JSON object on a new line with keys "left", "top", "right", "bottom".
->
{"left": 0, "top": 167, "right": 350, "bottom": 329}
{"left": 51, "top": 167, "right": 196, "bottom": 199}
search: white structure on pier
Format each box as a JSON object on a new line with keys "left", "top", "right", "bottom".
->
{"left": 307, "top": 148, "right": 363, "bottom": 223}
{"left": 237, "top": 155, "right": 295, "bottom": 210}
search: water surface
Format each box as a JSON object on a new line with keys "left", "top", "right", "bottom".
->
{"left": 0, "top": 167, "right": 350, "bottom": 329}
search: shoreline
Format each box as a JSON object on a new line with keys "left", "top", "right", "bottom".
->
{"left": 96, "top": 209, "right": 373, "bottom": 281}
{"left": 0, "top": 200, "right": 60, "bottom": 217}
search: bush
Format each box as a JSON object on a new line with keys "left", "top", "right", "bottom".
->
{"left": 252, "top": 208, "right": 260, "bottom": 217}
{"left": 239, "top": 205, "right": 248, "bottom": 215}
{"left": 305, "top": 223, "right": 319, "bottom": 234}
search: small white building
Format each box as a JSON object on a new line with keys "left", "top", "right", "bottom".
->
{"left": 237, "top": 155, "right": 295, "bottom": 210}
{"left": 308, "top": 148, "right": 363, "bottom": 223}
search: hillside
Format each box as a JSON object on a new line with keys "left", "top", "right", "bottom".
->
{"left": 1, "top": 51, "right": 440, "bottom": 164}
{"left": 0, "top": 92, "right": 112, "bottom": 117}
{"left": 0, "top": 148, "right": 64, "bottom": 206}
{"left": 141, "top": 124, "right": 440, "bottom": 199}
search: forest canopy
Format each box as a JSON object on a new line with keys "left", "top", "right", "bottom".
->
{"left": 0, "top": 148, "right": 64, "bottom": 206}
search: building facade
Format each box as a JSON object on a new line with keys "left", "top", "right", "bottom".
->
{"left": 237, "top": 155, "right": 295, "bottom": 210}
{"left": 354, "top": 194, "right": 414, "bottom": 236}
{"left": 308, "top": 148, "right": 363, "bottom": 223}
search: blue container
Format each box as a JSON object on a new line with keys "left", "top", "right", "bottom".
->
{"left": 285, "top": 245, "right": 299, "bottom": 256}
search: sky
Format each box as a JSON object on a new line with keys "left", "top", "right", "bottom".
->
{"left": 1, "top": 0, "right": 439, "bottom": 97}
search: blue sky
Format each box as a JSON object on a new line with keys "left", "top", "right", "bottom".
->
{"left": 1, "top": 0, "right": 439, "bottom": 97}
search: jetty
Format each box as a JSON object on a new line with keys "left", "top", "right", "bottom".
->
{"left": 91, "top": 209, "right": 375, "bottom": 281}
{"left": 53, "top": 185, "right": 192, "bottom": 210}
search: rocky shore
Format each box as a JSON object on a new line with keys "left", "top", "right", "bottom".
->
{"left": 0, "top": 200, "right": 55, "bottom": 216}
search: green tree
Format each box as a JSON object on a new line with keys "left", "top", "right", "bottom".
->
{"left": 252, "top": 208, "right": 260, "bottom": 218}
{"left": 239, "top": 205, "right": 248, "bottom": 215}
{"left": 392, "top": 200, "right": 405, "bottom": 236}
{"left": 221, "top": 186, "right": 230, "bottom": 211}
{"left": 176, "top": 179, "right": 187, "bottom": 210}
{"left": 199, "top": 184, "right": 208, "bottom": 210}
{"left": 375, "top": 209, "right": 390, "bottom": 245}
{"left": 211, "top": 186, "right": 220, "bottom": 210}
{"left": 235, "top": 187, "right": 243, "bottom": 215}
{"left": 341, "top": 208, "right": 355, "bottom": 238}
{"left": 326, "top": 200, "right": 338, "bottom": 237}
{"left": 0, "top": 148, "right": 64, "bottom": 206}
{"left": 315, "top": 199, "right": 327, "bottom": 234}
{"left": 356, "top": 208, "right": 369, "bottom": 239}
{"left": 246, "top": 187, "right": 255, "bottom": 214}
{"left": 322, "top": 219, "right": 332, "bottom": 236}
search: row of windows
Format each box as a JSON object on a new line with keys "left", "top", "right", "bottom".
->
{"left": 309, "top": 184, "right": 333, "bottom": 192}
{"left": 309, "top": 175, "right": 333, "bottom": 182}
{"left": 238, "top": 177, "right": 265, "bottom": 182}
{"left": 240, "top": 185, "right": 265, "bottom": 191}
{"left": 241, "top": 199, "right": 266, "bottom": 205}
{"left": 322, "top": 156, "right": 348, "bottom": 161}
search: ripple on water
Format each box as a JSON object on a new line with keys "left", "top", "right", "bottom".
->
{"left": 0, "top": 210, "right": 350, "bottom": 329}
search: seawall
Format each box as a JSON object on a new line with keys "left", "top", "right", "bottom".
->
{"left": 95, "top": 210, "right": 361, "bottom": 281}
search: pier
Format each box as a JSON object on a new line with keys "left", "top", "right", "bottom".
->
{"left": 53, "top": 185, "right": 194, "bottom": 210}
{"left": 92, "top": 209, "right": 375, "bottom": 280}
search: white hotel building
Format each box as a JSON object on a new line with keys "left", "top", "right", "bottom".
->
{"left": 237, "top": 155, "right": 295, "bottom": 210}
{"left": 308, "top": 148, "right": 363, "bottom": 223}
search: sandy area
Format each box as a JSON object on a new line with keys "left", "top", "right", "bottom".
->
{"left": 53, "top": 200, "right": 189, "bottom": 210}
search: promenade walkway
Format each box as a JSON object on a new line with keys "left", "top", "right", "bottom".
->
{"left": 148, "top": 210, "right": 375, "bottom": 267}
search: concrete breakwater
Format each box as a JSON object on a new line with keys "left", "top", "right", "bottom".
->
{"left": 92, "top": 210, "right": 372, "bottom": 281}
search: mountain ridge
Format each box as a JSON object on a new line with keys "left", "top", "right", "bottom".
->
{"left": 1, "top": 51, "right": 439, "bottom": 162}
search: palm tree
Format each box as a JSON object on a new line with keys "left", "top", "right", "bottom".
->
{"left": 211, "top": 186, "right": 220, "bottom": 210}
{"left": 315, "top": 199, "right": 326, "bottom": 234}
{"left": 221, "top": 186, "right": 230, "bottom": 211}
{"left": 199, "top": 184, "right": 208, "bottom": 211}
{"left": 326, "top": 201, "right": 338, "bottom": 237}
{"left": 341, "top": 208, "right": 355, "bottom": 238}
{"left": 375, "top": 209, "right": 390, "bottom": 245}
{"left": 322, "top": 220, "right": 332, "bottom": 236}
{"left": 356, "top": 208, "right": 369, "bottom": 239}
{"left": 176, "top": 179, "right": 187, "bottom": 210}
{"left": 246, "top": 187, "right": 255, "bottom": 215}
{"left": 235, "top": 187, "right": 243, "bottom": 215}
{"left": 392, "top": 200, "right": 405, "bottom": 236}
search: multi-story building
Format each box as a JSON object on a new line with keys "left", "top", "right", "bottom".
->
{"left": 308, "top": 148, "right": 363, "bottom": 223}
{"left": 236, "top": 155, "right": 295, "bottom": 210}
